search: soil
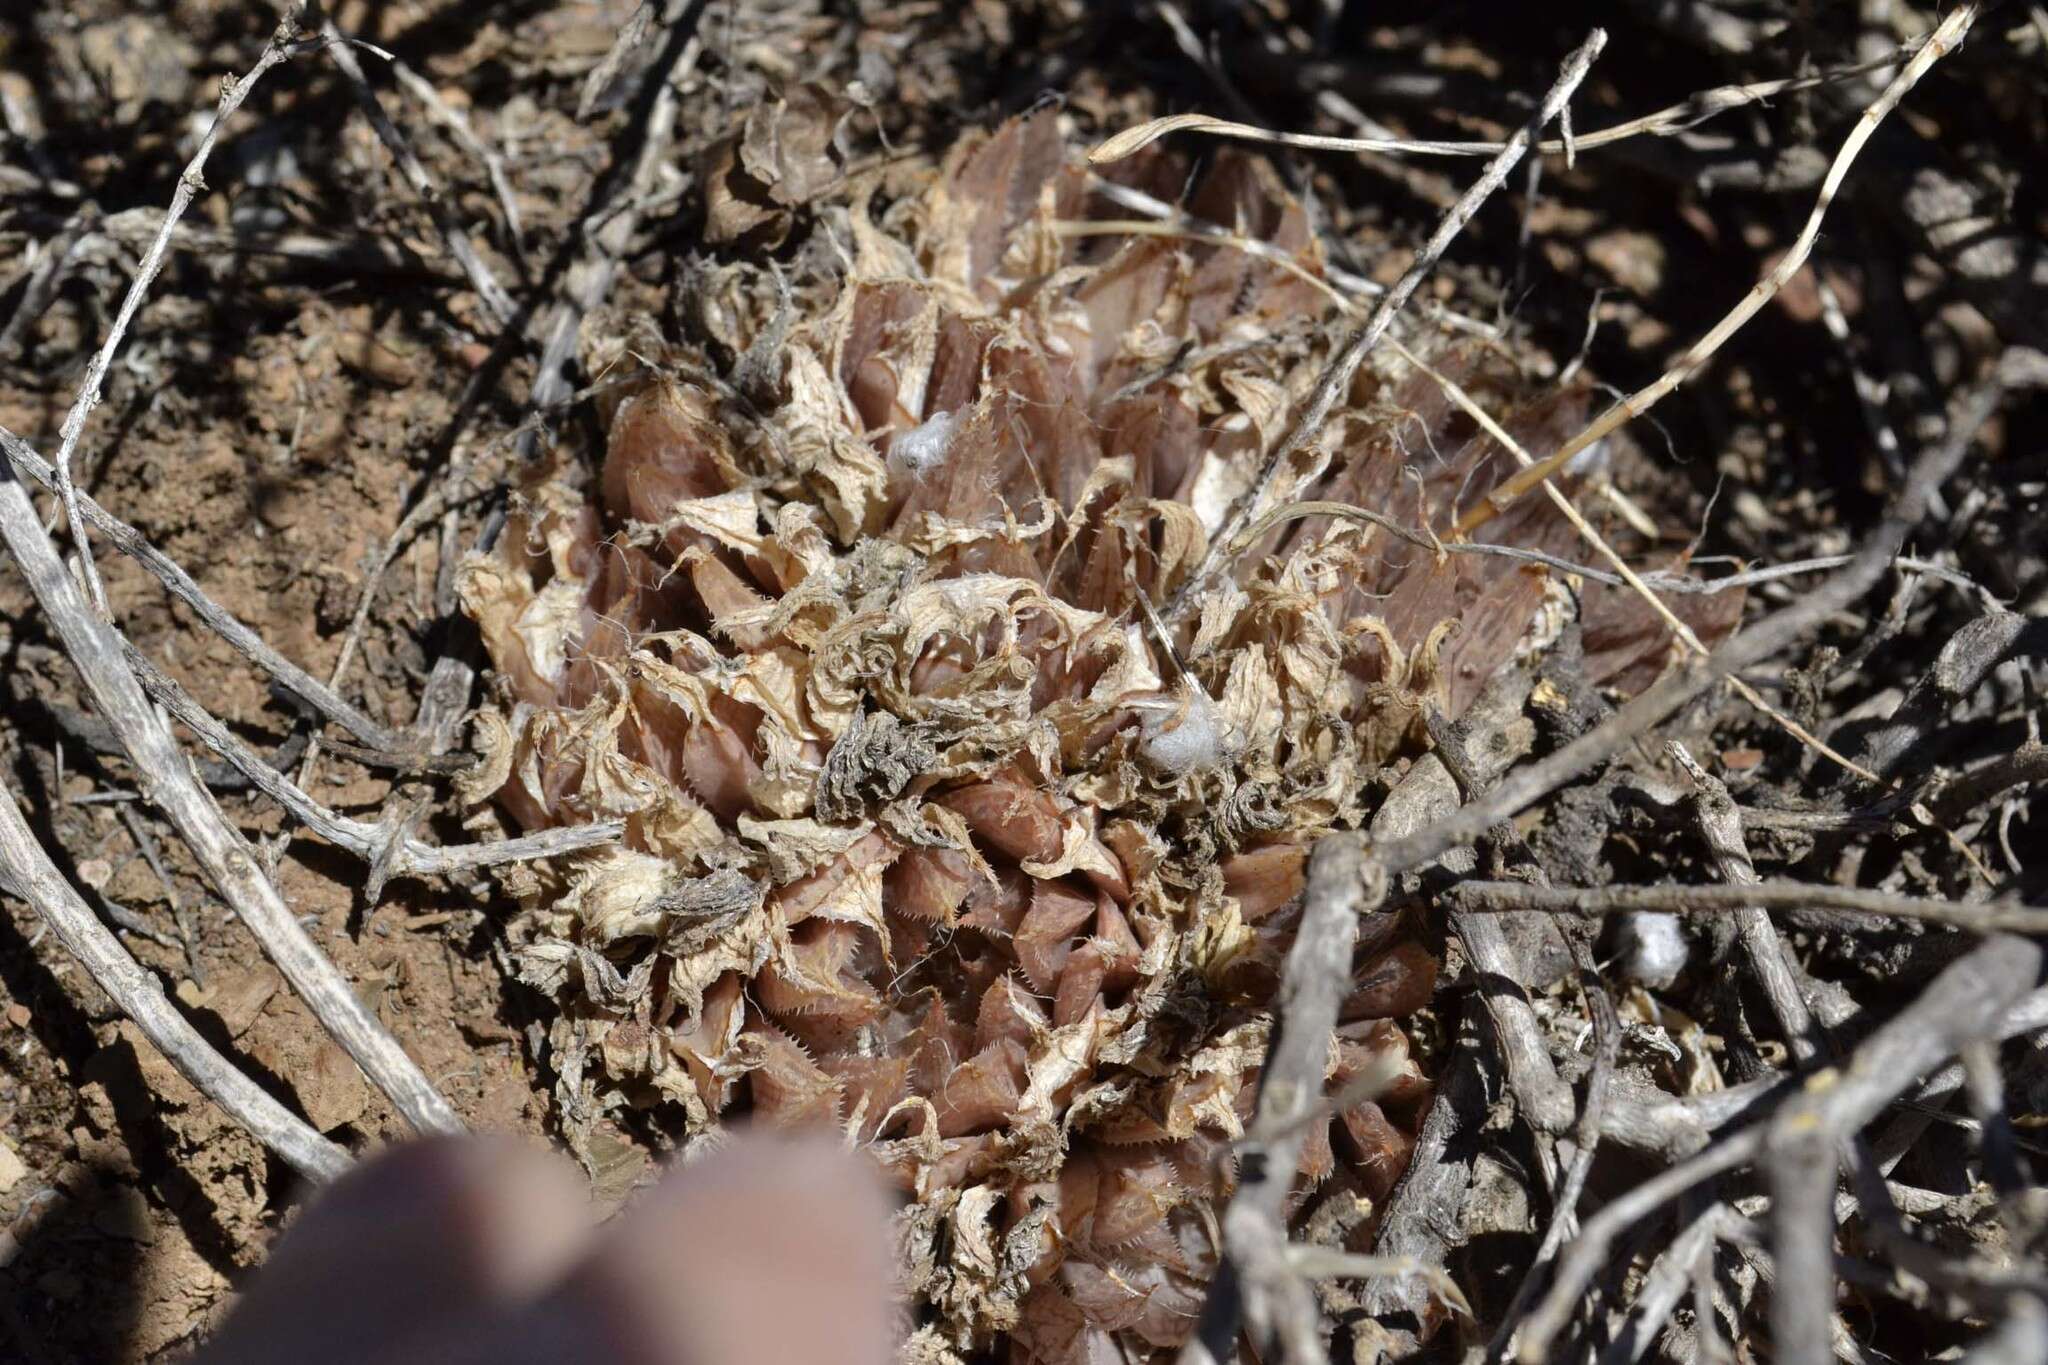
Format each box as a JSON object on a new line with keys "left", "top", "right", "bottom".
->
{"left": 1, "top": 1, "right": 2043, "bottom": 1361}
{"left": 0, "top": 253, "right": 546, "bottom": 1360}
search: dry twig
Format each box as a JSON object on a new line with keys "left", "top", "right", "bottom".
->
{"left": 1181, "top": 835, "right": 1384, "bottom": 1365}
{"left": 47, "top": 10, "right": 311, "bottom": 615}
{"left": 1442, "top": 879, "right": 2048, "bottom": 936}
{"left": 1377, "top": 345, "right": 1998, "bottom": 875}
{"left": 1090, "top": 37, "right": 1930, "bottom": 163}
{"left": 0, "top": 463, "right": 462, "bottom": 1136}
{"left": 0, "top": 780, "right": 348, "bottom": 1182}
{"left": 1160, "top": 28, "right": 1608, "bottom": 624}
{"left": 1669, "top": 740, "right": 1822, "bottom": 1064}
{"left": 1461, "top": 4, "right": 1979, "bottom": 533}
{"left": 122, "top": 641, "right": 622, "bottom": 879}
{"left": 308, "top": 3, "right": 519, "bottom": 325}
{"left": 0, "top": 427, "right": 403, "bottom": 749}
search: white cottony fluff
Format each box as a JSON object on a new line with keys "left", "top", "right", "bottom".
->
{"left": 1564, "top": 435, "right": 1611, "bottom": 479}
{"left": 888, "top": 409, "right": 958, "bottom": 482}
{"left": 1138, "top": 686, "right": 1228, "bottom": 776}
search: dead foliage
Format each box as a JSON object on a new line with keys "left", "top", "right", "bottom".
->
{"left": 0, "top": 1, "right": 2044, "bottom": 1362}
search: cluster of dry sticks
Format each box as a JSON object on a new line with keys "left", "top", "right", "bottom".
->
{"left": 2, "top": 1, "right": 2046, "bottom": 1361}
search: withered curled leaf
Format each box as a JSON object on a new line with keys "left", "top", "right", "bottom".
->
{"left": 464, "top": 106, "right": 1737, "bottom": 1363}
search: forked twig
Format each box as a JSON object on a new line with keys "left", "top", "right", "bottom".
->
{"left": 0, "top": 427, "right": 402, "bottom": 750}
{"left": 0, "top": 464, "right": 462, "bottom": 1136}
{"left": 122, "top": 641, "right": 621, "bottom": 879}
{"left": 1765, "top": 936, "right": 2044, "bottom": 1363}
{"left": 1461, "top": 3, "right": 1979, "bottom": 534}
{"left": 48, "top": 9, "right": 311, "bottom": 615}
{"left": 1517, "top": 1127, "right": 1767, "bottom": 1358}
{"left": 1668, "top": 741, "right": 1821, "bottom": 1064}
{"left": 0, "top": 780, "right": 348, "bottom": 1182}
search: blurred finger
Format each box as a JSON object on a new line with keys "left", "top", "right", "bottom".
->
{"left": 203, "top": 1136, "right": 595, "bottom": 1365}
{"left": 453, "top": 1132, "right": 897, "bottom": 1365}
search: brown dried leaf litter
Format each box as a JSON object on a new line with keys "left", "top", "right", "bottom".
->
{"left": 458, "top": 109, "right": 1740, "bottom": 1362}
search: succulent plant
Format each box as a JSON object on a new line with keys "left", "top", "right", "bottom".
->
{"left": 458, "top": 109, "right": 1735, "bottom": 1362}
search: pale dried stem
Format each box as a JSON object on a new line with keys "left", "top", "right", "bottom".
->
{"left": 1461, "top": 3, "right": 1979, "bottom": 534}
{"left": 0, "top": 465, "right": 462, "bottom": 1136}
{"left": 49, "top": 11, "right": 308, "bottom": 615}
{"left": 1, "top": 427, "right": 402, "bottom": 749}
{"left": 1443, "top": 879, "right": 2048, "bottom": 936}
{"left": 0, "top": 778, "right": 349, "bottom": 1183}
{"left": 121, "top": 640, "right": 621, "bottom": 878}
{"left": 1764, "top": 936, "right": 2043, "bottom": 1365}
{"left": 1091, "top": 36, "right": 1929, "bottom": 163}
{"left": 1376, "top": 350, "right": 1998, "bottom": 875}
{"left": 310, "top": 4, "right": 519, "bottom": 325}
{"left": 384, "top": 57, "right": 526, "bottom": 261}
{"left": 1164, "top": 28, "right": 1608, "bottom": 624}
{"left": 1667, "top": 741, "right": 1821, "bottom": 1064}
{"left": 1181, "top": 834, "right": 1380, "bottom": 1365}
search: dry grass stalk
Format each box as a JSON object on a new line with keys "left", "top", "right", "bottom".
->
{"left": 1462, "top": 2, "right": 1980, "bottom": 532}
{"left": 1089, "top": 35, "right": 1933, "bottom": 163}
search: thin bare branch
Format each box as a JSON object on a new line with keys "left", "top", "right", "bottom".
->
{"left": 308, "top": 4, "right": 519, "bottom": 324}
{"left": 0, "top": 777, "right": 348, "bottom": 1182}
{"left": 1376, "top": 351, "right": 1999, "bottom": 875}
{"left": 0, "top": 462, "right": 463, "bottom": 1136}
{"left": 48, "top": 10, "right": 309, "bottom": 615}
{"left": 1089, "top": 37, "right": 1929, "bottom": 164}
{"left": 1461, "top": 4, "right": 1979, "bottom": 534}
{"left": 1669, "top": 741, "right": 1822, "bottom": 1064}
{"left": 1442, "top": 879, "right": 2048, "bottom": 936}
{"left": 1181, "top": 834, "right": 1381, "bottom": 1364}
{"left": 0, "top": 426, "right": 402, "bottom": 750}
{"left": 121, "top": 640, "right": 621, "bottom": 879}
{"left": 1164, "top": 28, "right": 1608, "bottom": 625}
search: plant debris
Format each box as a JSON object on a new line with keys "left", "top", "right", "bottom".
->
{"left": 1, "top": 2, "right": 2044, "bottom": 1362}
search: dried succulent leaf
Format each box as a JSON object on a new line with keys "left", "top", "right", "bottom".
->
{"left": 451, "top": 112, "right": 1629, "bottom": 1363}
